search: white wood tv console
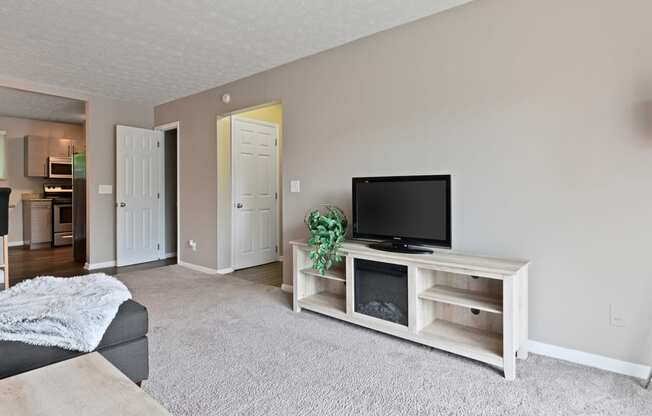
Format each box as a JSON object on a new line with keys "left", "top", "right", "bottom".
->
{"left": 291, "top": 240, "right": 529, "bottom": 380}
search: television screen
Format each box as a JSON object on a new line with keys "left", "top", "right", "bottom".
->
{"left": 352, "top": 175, "right": 451, "bottom": 247}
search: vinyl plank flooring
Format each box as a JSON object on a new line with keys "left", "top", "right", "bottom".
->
{"left": 231, "top": 261, "right": 282, "bottom": 288}
{"left": 8, "top": 245, "right": 177, "bottom": 286}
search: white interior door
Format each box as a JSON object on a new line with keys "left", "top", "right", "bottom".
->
{"left": 232, "top": 117, "right": 278, "bottom": 270}
{"left": 116, "top": 125, "right": 162, "bottom": 267}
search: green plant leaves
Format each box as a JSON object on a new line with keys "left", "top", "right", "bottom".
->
{"left": 304, "top": 205, "right": 348, "bottom": 275}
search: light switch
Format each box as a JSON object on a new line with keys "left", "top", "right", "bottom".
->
{"left": 99, "top": 185, "right": 113, "bottom": 194}
{"left": 290, "top": 180, "right": 300, "bottom": 193}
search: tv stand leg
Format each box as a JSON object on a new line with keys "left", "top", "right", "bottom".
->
{"left": 517, "top": 267, "right": 529, "bottom": 360}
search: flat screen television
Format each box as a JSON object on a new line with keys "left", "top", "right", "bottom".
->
{"left": 352, "top": 175, "right": 451, "bottom": 253}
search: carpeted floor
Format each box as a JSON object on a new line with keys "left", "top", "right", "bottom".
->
{"left": 116, "top": 265, "right": 651, "bottom": 416}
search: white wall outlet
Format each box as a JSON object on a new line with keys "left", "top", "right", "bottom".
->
{"left": 290, "top": 180, "right": 300, "bottom": 193}
{"left": 609, "top": 303, "right": 627, "bottom": 327}
{"left": 98, "top": 185, "right": 113, "bottom": 194}
{"left": 188, "top": 240, "right": 197, "bottom": 251}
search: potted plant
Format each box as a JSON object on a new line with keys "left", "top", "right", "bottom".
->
{"left": 305, "top": 205, "right": 347, "bottom": 275}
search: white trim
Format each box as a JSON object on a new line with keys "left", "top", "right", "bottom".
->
{"left": 154, "top": 121, "right": 181, "bottom": 263}
{"left": 231, "top": 115, "right": 280, "bottom": 270}
{"left": 278, "top": 256, "right": 284, "bottom": 262}
{"left": 178, "top": 260, "right": 218, "bottom": 275}
{"left": 529, "top": 340, "right": 651, "bottom": 379}
{"left": 281, "top": 284, "right": 293, "bottom": 293}
{"left": 8, "top": 241, "right": 24, "bottom": 247}
{"left": 163, "top": 252, "right": 177, "bottom": 259}
{"left": 84, "top": 260, "right": 116, "bottom": 270}
{"left": 217, "top": 267, "right": 234, "bottom": 275}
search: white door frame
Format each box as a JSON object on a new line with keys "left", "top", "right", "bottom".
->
{"left": 230, "top": 115, "right": 280, "bottom": 270}
{"left": 155, "top": 121, "right": 181, "bottom": 263}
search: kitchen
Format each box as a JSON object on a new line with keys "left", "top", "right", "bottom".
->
{"left": 0, "top": 86, "right": 87, "bottom": 284}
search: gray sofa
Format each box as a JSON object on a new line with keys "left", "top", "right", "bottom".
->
{"left": 0, "top": 299, "right": 149, "bottom": 383}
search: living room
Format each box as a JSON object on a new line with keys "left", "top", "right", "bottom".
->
{"left": 0, "top": 0, "right": 651, "bottom": 415}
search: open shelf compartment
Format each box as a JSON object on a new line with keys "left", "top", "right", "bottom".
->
{"left": 296, "top": 252, "right": 348, "bottom": 318}
{"left": 417, "top": 268, "right": 502, "bottom": 314}
{"left": 418, "top": 319, "right": 503, "bottom": 366}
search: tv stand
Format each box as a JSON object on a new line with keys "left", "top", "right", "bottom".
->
{"left": 368, "top": 240, "right": 434, "bottom": 254}
{"left": 291, "top": 239, "right": 530, "bottom": 380}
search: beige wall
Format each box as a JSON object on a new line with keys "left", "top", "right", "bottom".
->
{"left": 0, "top": 116, "right": 84, "bottom": 244}
{"left": 156, "top": 0, "right": 652, "bottom": 365}
{"left": 85, "top": 96, "right": 154, "bottom": 265}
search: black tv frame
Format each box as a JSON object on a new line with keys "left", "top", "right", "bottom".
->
{"left": 352, "top": 175, "right": 452, "bottom": 253}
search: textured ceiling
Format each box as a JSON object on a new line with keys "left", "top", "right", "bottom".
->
{"left": 0, "top": 87, "right": 85, "bottom": 124}
{"left": 0, "top": 0, "right": 472, "bottom": 105}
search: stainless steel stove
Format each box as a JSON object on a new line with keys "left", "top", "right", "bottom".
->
{"left": 44, "top": 184, "right": 73, "bottom": 246}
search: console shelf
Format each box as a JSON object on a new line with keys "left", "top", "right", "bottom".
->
{"left": 292, "top": 240, "right": 529, "bottom": 380}
{"left": 418, "top": 320, "right": 503, "bottom": 367}
{"left": 419, "top": 285, "right": 503, "bottom": 314}
{"left": 300, "top": 267, "right": 346, "bottom": 283}
{"left": 297, "top": 292, "right": 346, "bottom": 318}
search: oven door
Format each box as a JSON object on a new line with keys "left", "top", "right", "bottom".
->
{"left": 49, "top": 158, "right": 73, "bottom": 178}
{"left": 53, "top": 204, "right": 73, "bottom": 233}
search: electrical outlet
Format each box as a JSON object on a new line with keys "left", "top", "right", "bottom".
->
{"left": 609, "top": 303, "right": 627, "bottom": 327}
{"left": 188, "top": 240, "right": 197, "bottom": 251}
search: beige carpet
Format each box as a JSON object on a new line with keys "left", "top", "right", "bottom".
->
{"left": 116, "top": 265, "right": 651, "bottom": 416}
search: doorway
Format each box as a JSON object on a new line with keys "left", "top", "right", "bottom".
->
{"left": 114, "top": 122, "right": 179, "bottom": 267}
{"left": 161, "top": 126, "right": 179, "bottom": 261}
{"left": 217, "top": 103, "right": 283, "bottom": 277}
{"left": 232, "top": 115, "right": 279, "bottom": 269}
{"left": 0, "top": 86, "right": 88, "bottom": 285}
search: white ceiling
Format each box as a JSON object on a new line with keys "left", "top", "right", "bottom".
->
{"left": 0, "top": 87, "right": 85, "bottom": 124}
{"left": 0, "top": 0, "right": 472, "bottom": 105}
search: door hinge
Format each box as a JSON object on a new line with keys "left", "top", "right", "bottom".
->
{"left": 157, "top": 192, "right": 160, "bottom": 199}
{"left": 157, "top": 141, "right": 160, "bottom": 148}
{"left": 157, "top": 243, "right": 160, "bottom": 250}
{"left": 275, "top": 137, "right": 278, "bottom": 146}
{"left": 275, "top": 245, "right": 278, "bottom": 253}
{"left": 275, "top": 192, "right": 278, "bottom": 200}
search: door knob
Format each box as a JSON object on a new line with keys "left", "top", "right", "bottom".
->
{"left": 236, "top": 202, "right": 243, "bottom": 208}
{"left": 119, "top": 202, "right": 126, "bottom": 207}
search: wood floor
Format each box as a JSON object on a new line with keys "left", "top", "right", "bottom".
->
{"left": 8, "top": 246, "right": 283, "bottom": 288}
{"left": 230, "top": 261, "right": 282, "bottom": 287}
{"left": 8, "top": 246, "right": 176, "bottom": 285}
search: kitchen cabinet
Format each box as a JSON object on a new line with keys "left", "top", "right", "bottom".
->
{"left": 71, "top": 138, "right": 84, "bottom": 154}
{"left": 23, "top": 199, "right": 53, "bottom": 249}
{"left": 49, "top": 138, "right": 73, "bottom": 158}
{"left": 50, "top": 137, "right": 83, "bottom": 157}
{"left": 24, "top": 136, "right": 49, "bottom": 177}
{"left": 25, "top": 136, "right": 85, "bottom": 177}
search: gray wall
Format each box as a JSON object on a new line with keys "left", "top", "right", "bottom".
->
{"left": 155, "top": 0, "right": 652, "bottom": 365}
{"left": 0, "top": 116, "right": 83, "bottom": 244}
{"left": 86, "top": 96, "right": 154, "bottom": 265}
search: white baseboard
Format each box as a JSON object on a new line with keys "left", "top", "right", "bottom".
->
{"left": 8, "top": 241, "right": 23, "bottom": 247}
{"left": 84, "top": 260, "right": 116, "bottom": 270}
{"left": 217, "top": 268, "right": 234, "bottom": 275}
{"left": 281, "top": 284, "right": 293, "bottom": 293}
{"left": 162, "top": 252, "right": 177, "bottom": 259}
{"left": 178, "top": 260, "right": 218, "bottom": 275}
{"left": 529, "top": 340, "right": 651, "bottom": 379}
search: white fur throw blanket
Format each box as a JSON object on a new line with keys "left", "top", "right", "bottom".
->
{"left": 0, "top": 274, "right": 131, "bottom": 352}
